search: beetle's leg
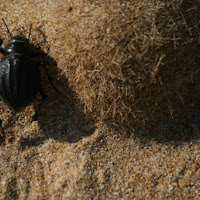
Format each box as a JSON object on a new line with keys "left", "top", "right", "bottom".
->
{"left": 0, "top": 119, "right": 2, "bottom": 131}
{"left": 0, "top": 38, "right": 5, "bottom": 55}
{"left": 43, "top": 65, "right": 60, "bottom": 93}
{"left": 31, "top": 49, "right": 60, "bottom": 93}
{"left": 32, "top": 88, "right": 47, "bottom": 121}
{"left": 0, "top": 49, "right": 4, "bottom": 55}
{"left": 0, "top": 119, "right": 5, "bottom": 143}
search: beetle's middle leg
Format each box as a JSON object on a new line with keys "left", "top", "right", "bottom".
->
{"left": 32, "top": 88, "right": 47, "bottom": 121}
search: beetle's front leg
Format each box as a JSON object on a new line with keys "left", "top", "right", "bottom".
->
{"left": 0, "top": 38, "right": 5, "bottom": 55}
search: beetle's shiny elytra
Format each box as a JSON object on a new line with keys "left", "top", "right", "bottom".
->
{"left": 0, "top": 54, "right": 40, "bottom": 112}
{"left": 0, "top": 19, "right": 57, "bottom": 127}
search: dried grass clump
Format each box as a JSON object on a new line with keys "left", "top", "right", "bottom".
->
{"left": 47, "top": 0, "right": 200, "bottom": 129}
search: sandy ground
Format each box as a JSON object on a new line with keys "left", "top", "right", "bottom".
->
{"left": 0, "top": 1, "right": 200, "bottom": 199}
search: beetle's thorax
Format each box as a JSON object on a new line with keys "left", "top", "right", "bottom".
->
{"left": 11, "top": 36, "right": 28, "bottom": 43}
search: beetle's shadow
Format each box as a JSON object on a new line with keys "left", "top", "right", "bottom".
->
{"left": 19, "top": 53, "right": 96, "bottom": 148}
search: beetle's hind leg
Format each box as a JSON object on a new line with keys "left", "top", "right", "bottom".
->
{"left": 32, "top": 88, "right": 47, "bottom": 121}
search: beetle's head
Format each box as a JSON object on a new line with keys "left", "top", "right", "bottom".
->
{"left": 10, "top": 36, "right": 29, "bottom": 43}
{"left": 2, "top": 19, "right": 35, "bottom": 56}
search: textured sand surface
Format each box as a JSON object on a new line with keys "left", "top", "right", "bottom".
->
{"left": 0, "top": 1, "right": 200, "bottom": 199}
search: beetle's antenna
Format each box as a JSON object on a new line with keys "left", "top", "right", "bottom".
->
{"left": 2, "top": 19, "right": 12, "bottom": 38}
{"left": 28, "top": 23, "right": 32, "bottom": 40}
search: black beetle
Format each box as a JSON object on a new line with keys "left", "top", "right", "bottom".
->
{"left": 0, "top": 19, "right": 58, "bottom": 129}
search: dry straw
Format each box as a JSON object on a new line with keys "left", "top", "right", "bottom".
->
{"left": 47, "top": 0, "right": 200, "bottom": 130}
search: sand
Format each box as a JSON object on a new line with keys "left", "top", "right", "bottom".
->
{"left": 0, "top": 1, "right": 199, "bottom": 199}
